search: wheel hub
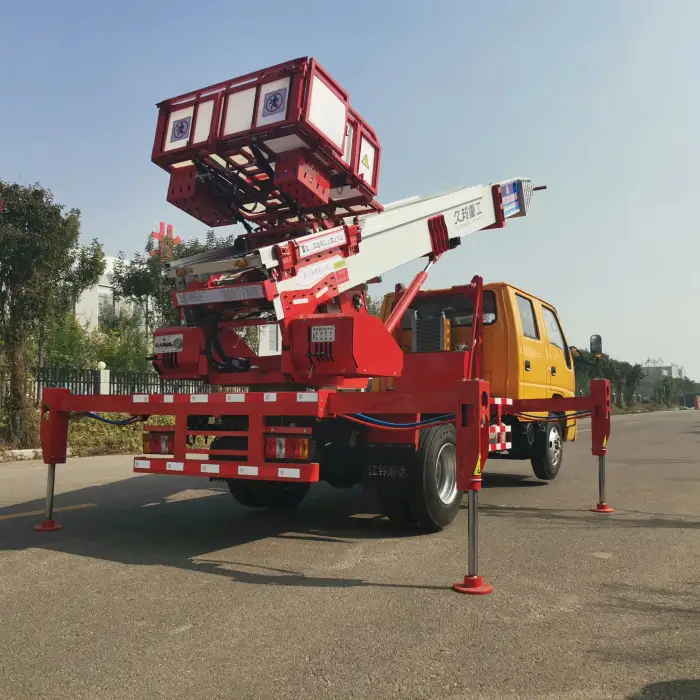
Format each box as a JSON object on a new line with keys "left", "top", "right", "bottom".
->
{"left": 435, "top": 443, "right": 458, "bottom": 505}
{"left": 547, "top": 427, "right": 563, "bottom": 465}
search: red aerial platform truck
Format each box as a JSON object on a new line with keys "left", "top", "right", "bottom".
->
{"left": 37, "top": 58, "right": 613, "bottom": 594}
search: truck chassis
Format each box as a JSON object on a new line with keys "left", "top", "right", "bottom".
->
{"left": 36, "top": 378, "right": 612, "bottom": 595}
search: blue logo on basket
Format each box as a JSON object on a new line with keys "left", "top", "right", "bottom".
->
{"left": 262, "top": 87, "right": 287, "bottom": 117}
{"left": 501, "top": 181, "right": 521, "bottom": 217}
{"left": 170, "top": 117, "right": 192, "bottom": 143}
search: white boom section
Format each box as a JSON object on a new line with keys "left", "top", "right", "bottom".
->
{"left": 169, "top": 178, "right": 533, "bottom": 321}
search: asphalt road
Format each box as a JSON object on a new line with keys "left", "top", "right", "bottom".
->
{"left": 1, "top": 411, "right": 699, "bottom": 700}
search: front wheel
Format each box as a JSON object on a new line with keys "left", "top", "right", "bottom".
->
{"left": 530, "top": 422, "right": 564, "bottom": 480}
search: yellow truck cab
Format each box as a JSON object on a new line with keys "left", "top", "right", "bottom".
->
{"left": 376, "top": 281, "right": 578, "bottom": 481}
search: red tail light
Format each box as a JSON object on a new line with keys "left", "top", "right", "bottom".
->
{"left": 143, "top": 431, "right": 175, "bottom": 455}
{"left": 265, "top": 435, "right": 309, "bottom": 461}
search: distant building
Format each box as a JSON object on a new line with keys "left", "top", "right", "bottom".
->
{"left": 74, "top": 256, "right": 137, "bottom": 330}
{"left": 642, "top": 363, "right": 686, "bottom": 381}
{"left": 258, "top": 324, "right": 282, "bottom": 356}
{"left": 637, "top": 361, "right": 687, "bottom": 401}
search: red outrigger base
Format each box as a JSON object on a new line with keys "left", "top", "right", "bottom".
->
{"left": 36, "top": 378, "right": 612, "bottom": 594}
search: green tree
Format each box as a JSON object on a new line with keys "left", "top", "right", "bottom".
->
{"left": 572, "top": 348, "right": 597, "bottom": 395}
{"left": 42, "top": 312, "right": 93, "bottom": 369}
{"left": 110, "top": 230, "right": 268, "bottom": 353}
{"left": 623, "top": 363, "right": 646, "bottom": 404}
{"left": 365, "top": 293, "right": 383, "bottom": 317}
{"left": 90, "top": 304, "right": 151, "bottom": 372}
{"left": 0, "top": 181, "right": 104, "bottom": 445}
{"left": 652, "top": 375, "right": 673, "bottom": 406}
{"left": 110, "top": 229, "right": 235, "bottom": 332}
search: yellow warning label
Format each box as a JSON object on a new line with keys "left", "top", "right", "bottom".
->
{"left": 473, "top": 457, "right": 482, "bottom": 477}
{"left": 602, "top": 435, "right": 607, "bottom": 447}
{"left": 332, "top": 259, "right": 346, "bottom": 270}
{"left": 361, "top": 154, "right": 370, "bottom": 169}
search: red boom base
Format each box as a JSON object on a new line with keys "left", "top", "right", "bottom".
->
{"left": 453, "top": 575, "right": 494, "bottom": 595}
{"left": 34, "top": 519, "right": 63, "bottom": 532}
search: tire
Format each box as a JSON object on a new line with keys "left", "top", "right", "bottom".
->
{"left": 376, "top": 489, "right": 414, "bottom": 524}
{"left": 373, "top": 425, "right": 462, "bottom": 531}
{"left": 407, "top": 424, "right": 463, "bottom": 531}
{"left": 226, "top": 479, "right": 266, "bottom": 508}
{"left": 211, "top": 437, "right": 310, "bottom": 510}
{"left": 530, "top": 421, "right": 564, "bottom": 480}
{"left": 319, "top": 428, "right": 363, "bottom": 489}
{"left": 507, "top": 419, "right": 536, "bottom": 460}
{"left": 226, "top": 479, "right": 310, "bottom": 510}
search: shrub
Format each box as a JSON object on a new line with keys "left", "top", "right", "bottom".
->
{"left": 67, "top": 413, "right": 175, "bottom": 457}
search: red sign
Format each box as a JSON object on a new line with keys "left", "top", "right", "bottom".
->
{"left": 150, "top": 222, "right": 182, "bottom": 261}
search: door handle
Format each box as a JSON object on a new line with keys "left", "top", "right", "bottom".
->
{"left": 525, "top": 360, "right": 531, "bottom": 371}
{"left": 551, "top": 366, "right": 557, "bottom": 376}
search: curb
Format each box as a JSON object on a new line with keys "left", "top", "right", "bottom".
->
{"left": 1, "top": 448, "right": 73, "bottom": 463}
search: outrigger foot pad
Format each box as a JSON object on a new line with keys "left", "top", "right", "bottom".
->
{"left": 453, "top": 575, "right": 494, "bottom": 595}
{"left": 34, "top": 519, "right": 63, "bottom": 532}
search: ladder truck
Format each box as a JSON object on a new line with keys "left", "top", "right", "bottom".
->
{"left": 37, "top": 57, "right": 613, "bottom": 594}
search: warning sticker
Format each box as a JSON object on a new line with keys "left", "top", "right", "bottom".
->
{"left": 361, "top": 154, "right": 370, "bottom": 169}
{"left": 262, "top": 88, "right": 287, "bottom": 117}
{"left": 473, "top": 457, "right": 482, "bottom": 476}
{"left": 170, "top": 117, "right": 192, "bottom": 143}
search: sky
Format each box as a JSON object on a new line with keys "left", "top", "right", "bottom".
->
{"left": 2, "top": 0, "right": 699, "bottom": 375}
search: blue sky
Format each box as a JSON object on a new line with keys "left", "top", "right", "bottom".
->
{"left": 2, "top": 1, "right": 699, "bottom": 375}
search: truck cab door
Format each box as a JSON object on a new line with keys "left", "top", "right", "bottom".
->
{"left": 540, "top": 305, "right": 574, "bottom": 397}
{"left": 513, "top": 293, "right": 548, "bottom": 399}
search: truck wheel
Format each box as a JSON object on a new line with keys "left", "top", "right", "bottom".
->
{"left": 211, "top": 437, "right": 310, "bottom": 510}
{"left": 407, "top": 424, "right": 462, "bottom": 532}
{"left": 530, "top": 422, "right": 563, "bottom": 480}
{"left": 227, "top": 479, "right": 310, "bottom": 510}
{"left": 376, "top": 489, "right": 414, "bottom": 524}
{"left": 226, "top": 479, "right": 265, "bottom": 508}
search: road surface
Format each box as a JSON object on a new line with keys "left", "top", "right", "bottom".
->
{"left": 1, "top": 410, "right": 699, "bottom": 700}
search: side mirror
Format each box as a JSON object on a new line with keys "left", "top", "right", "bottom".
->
{"left": 590, "top": 334, "right": 602, "bottom": 357}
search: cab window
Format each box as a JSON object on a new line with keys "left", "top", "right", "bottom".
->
{"left": 515, "top": 294, "right": 539, "bottom": 340}
{"left": 542, "top": 306, "right": 571, "bottom": 367}
{"left": 401, "top": 291, "right": 497, "bottom": 329}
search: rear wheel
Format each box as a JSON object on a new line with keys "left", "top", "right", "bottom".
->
{"left": 376, "top": 489, "right": 414, "bottom": 524}
{"left": 210, "top": 437, "right": 310, "bottom": 510}
{"left": 227, "top": 479, "right": 310, "bottom": 510}
{"left": 225, "top": 478, "right": 265, "bottom": 508}
{"left": 409, "top": 425, "right": 462, "bottom": 531}
{"left": 375, "top": 425, "right": 463, "bottom": 532}
{"left": 530, "top": 421, "right": 564, "bottom": 480}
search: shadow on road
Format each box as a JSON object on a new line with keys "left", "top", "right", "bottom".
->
{"left": 480, "top": 472, "right": 547, "bottom": 488}
{"left": 2, "top": 470, "right": 499, "bottom": 591}
{"left": 612, "top": 458, "right": 699, "bottom": 465}
{"left": 589, "top": 582, "right": 700, "bottom": 666}
{"left": 4, "top": 464, "right": 694, "bottom": 591}
{"left": 628, "top": 680, "right": 700, "bottom": 699}
{"left": 0, "top": 466, "right": 551, "bottom": 588}
{"left": 0, "top": 474, "right": 433, "bottom": 589}
{"left": 466, "top": 503, "right": 700, "bottom": 531}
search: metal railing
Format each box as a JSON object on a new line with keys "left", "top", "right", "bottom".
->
{"left": 0, "top": 368, "right": 246, "bottom": 409}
